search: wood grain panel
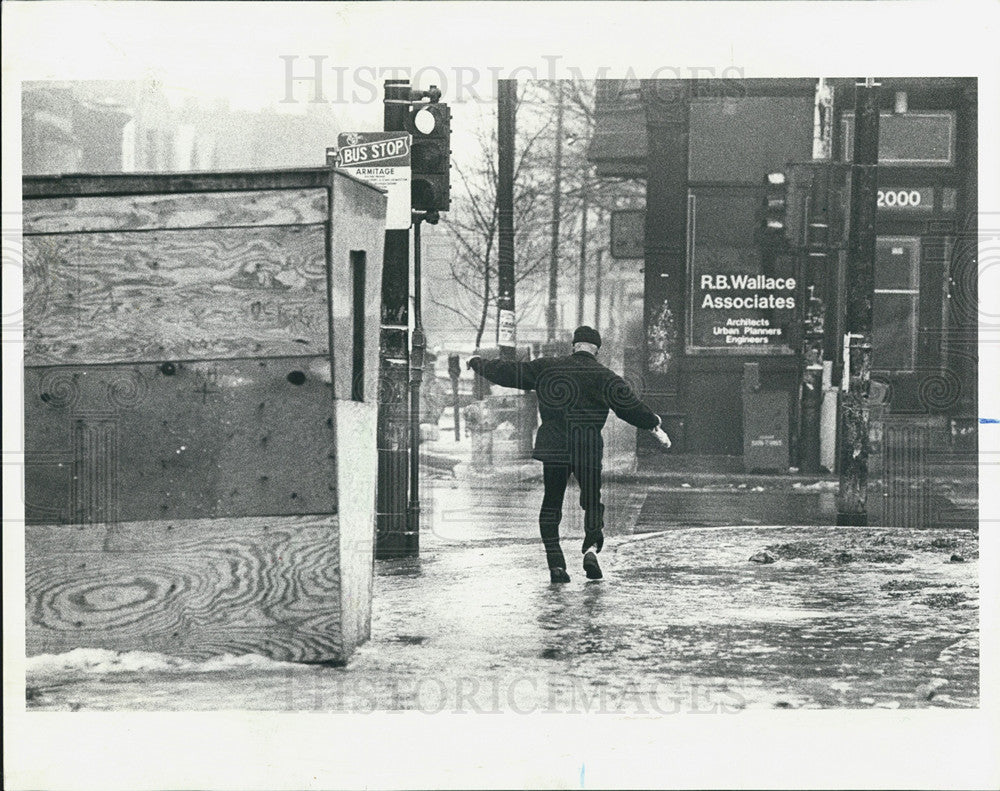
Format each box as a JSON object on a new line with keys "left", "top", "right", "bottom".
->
{"left": 24, "top": 189, "right": 329, "bottom": 235}
{"left": 24, "top": 224, "right": 329, "bottom": 365}
{"left": 23, "top": 168, "right": 335, "bottom": 199}
{"left": 25, "top": 516, "right": 346, "bottom": 663}
{"left": 24, "top": 359, "right": 339, "bottom": 523}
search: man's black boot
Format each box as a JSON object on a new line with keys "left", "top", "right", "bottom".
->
{"left": 550, "top": 567, "right": 571, "bottom": 583}
{"left": 583, "top": 550, "right": 603, "bottom": 580}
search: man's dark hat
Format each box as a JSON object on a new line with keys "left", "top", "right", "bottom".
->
{"left": 573, "top": 325, "right": 602, "bottom": 348}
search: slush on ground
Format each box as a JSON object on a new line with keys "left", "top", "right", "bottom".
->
{"left": 26, "top": 470, "right": 978, "bottom": 712}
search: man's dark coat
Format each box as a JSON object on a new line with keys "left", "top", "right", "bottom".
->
{"left": 470, "top": 351, "right": 660, "bottom": 465}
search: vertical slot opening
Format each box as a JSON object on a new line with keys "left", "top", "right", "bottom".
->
{"left": 351, "top": 250, "right": 367, "bottom": 402}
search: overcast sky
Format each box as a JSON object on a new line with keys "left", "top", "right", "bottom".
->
{"left": 7, "top": 3, "right": 998, "bottom": 183}
{"left": 4, "top": 3, "right": 563, "bottom": 177}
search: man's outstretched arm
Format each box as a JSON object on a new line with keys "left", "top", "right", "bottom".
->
{"left": 467, "top": 356, "right": 539, "bottom": 391}
{"left": 605, "top": 373, "right": 661, "bottom": 430}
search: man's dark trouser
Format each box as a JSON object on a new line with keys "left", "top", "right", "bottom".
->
{"left": 540, "top": 459, "right": 604, "bottom": 570}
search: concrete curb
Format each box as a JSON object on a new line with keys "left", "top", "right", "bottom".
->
{"left": 605, "top": 469, "right": 838, "bottom": 488}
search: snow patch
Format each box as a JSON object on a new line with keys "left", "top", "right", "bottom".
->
{"left": 791, "top": 480, "right": 838, "bottom": 491}
{"left": 26, "top": 648, "right": 299, "bottom": 677}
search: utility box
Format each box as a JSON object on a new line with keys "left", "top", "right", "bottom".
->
{"left": 22, "top": 167, "right": 386, "bottom": 663}
{"left": 742, "top": 362, "right": 791, "bottom": 472}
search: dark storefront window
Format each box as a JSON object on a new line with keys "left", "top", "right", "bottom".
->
{"left": 686, "top": 188, "right": 797, "bottom": 354}
{"left": 684, "top": 97, "right": 811, "bottom": 356}
{"left": 873, "top": 236, "right": 921, "bottom": 371}
{"left": 688, "top": 97, "right": 813, "bottom": 183}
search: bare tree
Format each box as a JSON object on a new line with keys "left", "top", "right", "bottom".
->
{"left": 434, "top": 90, "right": 551, "bottom": 348}
{"left": 434, "top": 81, "right": 646, "bottom": 348}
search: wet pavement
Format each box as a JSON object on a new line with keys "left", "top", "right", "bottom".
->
{"left": 25, "top": 472, "right": 979, "bottom": 712}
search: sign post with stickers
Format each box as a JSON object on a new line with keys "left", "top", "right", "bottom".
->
{"left": 335, "top": 132, "right": 412, "bottom": 230}
{"left": 369, "top": 80, "right": 455, "bottom": 559}
{"left": 496, "top": 79, "right": 517, "bottom": 357}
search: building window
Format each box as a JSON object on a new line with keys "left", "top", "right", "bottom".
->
{"left": 688, "top": 97, "right": 814, "bottom": 184}
{"left": 840, "top": 112, "right": 955, "bottom": 166}
{"left": 873, "top": 236, "right": 921, "bottom": 371}
{"left": 685, "top": 188, "right": 797, "bottom": 355}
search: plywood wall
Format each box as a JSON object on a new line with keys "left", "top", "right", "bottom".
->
{"left": 23, "top": 171, "right": 386, "bottom": 664}
{"left": 23, "top": 188, "right": 330, "bottom": 366}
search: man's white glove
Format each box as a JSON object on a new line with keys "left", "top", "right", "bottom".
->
{"left": 651, "top": 418, "right": 671, "bottom": 449}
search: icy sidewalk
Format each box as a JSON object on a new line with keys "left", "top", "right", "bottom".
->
{"left": 25, "top": 475, "right": 978, "bottom": 712}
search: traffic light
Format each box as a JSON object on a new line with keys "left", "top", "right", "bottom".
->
{"left": 763, "top": 171, "right": 788, "bottom": 241}
{"left": 405, "top": 101, "right": 451, "bottom": 212}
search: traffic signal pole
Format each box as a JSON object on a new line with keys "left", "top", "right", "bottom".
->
{"left": 497, "top": 79, "right": 517, "bottom": 360}
{"left": 798, "top": 168, "right": 828, "bottom": 475}
{"left": 799, "top": 79, "right": 837, "bottom": 475}
{"left": 375, "top": 79, "right": 450, "bottom": 555}
{"left": 837, "top": 78, "right": 880, "bottom": 525}
{"left": 376, "top": 79, "right": 412, "bottom": 558}
{"left": 407, "top": 216, "right": 425, "bottom": 548}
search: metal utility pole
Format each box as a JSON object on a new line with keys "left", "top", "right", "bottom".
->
{"left": 799, "top": 78, "right": 836, "bottom": 475}
{"left": 547, "top": 82, "right": 565, "bottom": 342}
{"left": 376, "top": 79, "right": 412, "bottom": 558}
{"left": 448, "top": 353, "right": 461, "bottom": 440}
{"left": 837, "top": 78, "right": 880, "bottom": 525}
{"left": 497, "top": 79, "right": 517, "bottom": 360}
{"left": 594, "top": 246, "right": 604, "bottom": 333}
{"left": 576, "top": 178, "right": 589, "bottom": 327}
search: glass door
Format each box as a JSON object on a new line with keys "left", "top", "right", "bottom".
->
{"left": 873, "top": 236, "right": 921, "bottom": 371}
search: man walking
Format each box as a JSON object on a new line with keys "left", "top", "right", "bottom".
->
{"left": 468, "top": 326, "right": 671, "bottom": 583}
